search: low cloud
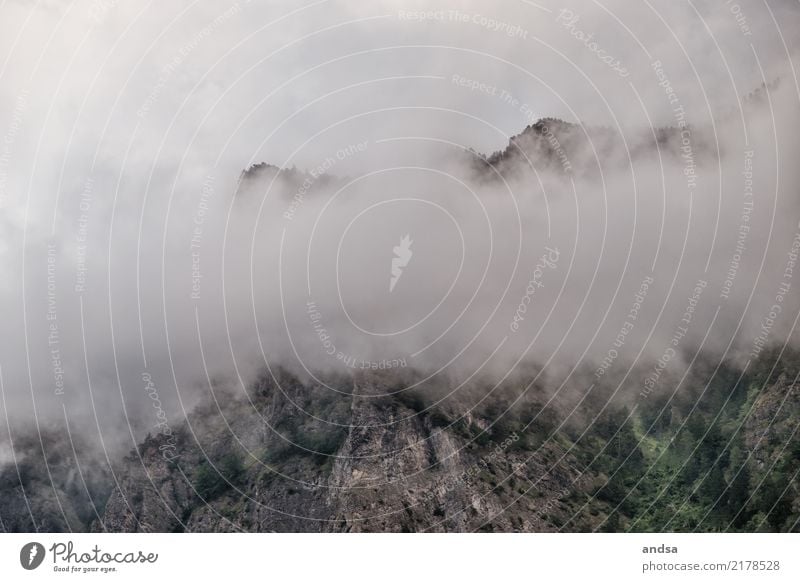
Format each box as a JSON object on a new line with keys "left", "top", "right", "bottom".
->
{"left": 0, "top": 0, "right": 798, "bottom": 459}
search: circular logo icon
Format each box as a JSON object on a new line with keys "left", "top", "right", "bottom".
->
{"left": 20, "top": 542, "right": 45, "bottom": 570}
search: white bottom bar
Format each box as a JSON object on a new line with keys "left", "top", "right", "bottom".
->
{"left": 2, "top": 533, "right": 798, "bottom": 581}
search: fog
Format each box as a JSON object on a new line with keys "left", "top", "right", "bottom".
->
{"left": 0, "top": 0, "right": 799, "bottom": 458}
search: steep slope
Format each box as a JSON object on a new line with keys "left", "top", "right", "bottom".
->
{"left": 2, "top": 348, "right": 798, "bottom": 532}
{"left": 0, "top": 431, "right": 111, "bottom": 532}
{"left": 91, "top": 347, "right": 800, "bottom": 532}
{"left": 98, "top": 371, "right": 592, "bottom": 532}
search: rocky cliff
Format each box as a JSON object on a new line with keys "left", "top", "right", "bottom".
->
{"left": 1, "top": 348, "right": 798, "bottom": 532}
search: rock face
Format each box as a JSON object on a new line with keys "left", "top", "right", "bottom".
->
{"left": 2, "top": 350, "right": 799, "bottom": 532}
{"left": 97, "top": 371, "right": 591, "bottom": 532}
{"left": 744, "top": 372, "right": 800, "bottom": 470}
{"left": 468, "top": 117, "right": 718, "bottom": 182}
{"left": 0, "top": 432, "right": 111, "bottom": 533}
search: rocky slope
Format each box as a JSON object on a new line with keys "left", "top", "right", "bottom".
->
{"left": 1, "top": 347, "right": 798, "bottom": 532}
{"left": 97, "top": 370, "right": 594, "bottom": 532}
